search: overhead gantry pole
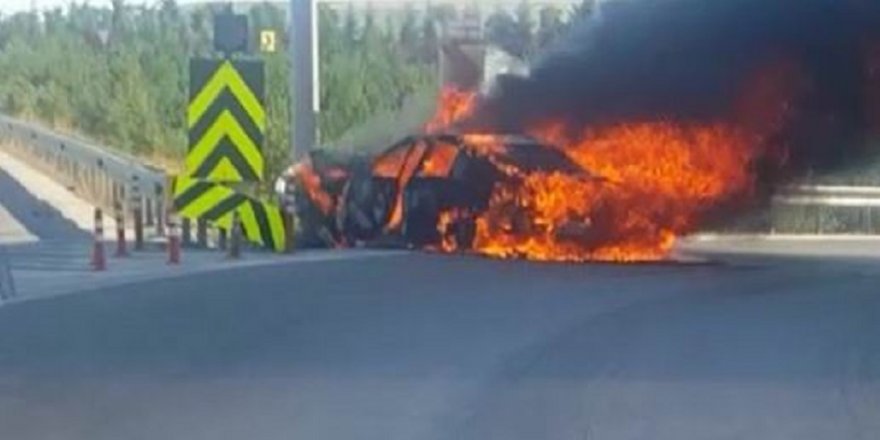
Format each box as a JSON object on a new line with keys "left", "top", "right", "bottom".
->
{"left": 290, "top": 0, "right": 319, "bottom": 159}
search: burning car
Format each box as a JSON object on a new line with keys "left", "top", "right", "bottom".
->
{"left": 277, "top": 85, "right": 764, "bottom": 263}
{"left": 279, "top": 0, "right": 880, "bottom": 264}
{"left": 278, "top": 133, "right": 609, "bottom": 254}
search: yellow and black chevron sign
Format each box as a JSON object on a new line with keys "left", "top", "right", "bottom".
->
{"left": 173, "top": 176, "right": 287, "bottom": 252}
{"left": 187, "top": 58, "right": 265, "bottom": 182}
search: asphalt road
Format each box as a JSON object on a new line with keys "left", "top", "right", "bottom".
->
{"left": 0, "top": 249, "right": 877, "bottom": 440}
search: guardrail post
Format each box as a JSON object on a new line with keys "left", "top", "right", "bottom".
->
{"left": 63, "top": 156, "right": 72, "bottom": 187}
{"left": 218, "top": 228, "right": 228, "bottom": 251}
{"left": 197, "top": 219, "right": 208, "bottom": 248}
{"left": 72, "top": 161, "right": 82, "bottom": 194}
{"left": 284, "top": 210, "right": 296, "bottom": 253}
{"left": 182, "top": 218, "right": 193, "bottom": 247}
{"left": 155, "top": 183, "right": 166, "bottom": 237}
{"left": 145, "top": 198, "right": 155, "bottom": 228}
{"left": 96, "top": 167, "right": 105, "bottom": 206}
{"left": 92, "top": 208, "right": 106, "bottom": 271}
{"left": 85, "top": 166, "right": 95, "bottom": 201}
{"left": 114, "top": 198, "right": 128, "bottom": 258}
{"left": 103, "top": 173, "right": 114, "bottom": 210}
{"left": 229, "top": 212, "right": 242, "bottom": 259}
{"left": 93, "top": 168, "right": 101, "bottom": 204}
{"left": 130, "top": 175, "right": 144, "bottom": 251}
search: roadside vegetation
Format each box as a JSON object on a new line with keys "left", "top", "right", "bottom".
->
{"left": 0, "top": 0, "right": 587, "bottom": 179}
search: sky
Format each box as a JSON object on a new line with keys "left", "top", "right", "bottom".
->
{"left": 2, "top": 0, "right": 107, "bottom": 14}
{"left": 1, "top": 0, "right": 582, "bottom": 15}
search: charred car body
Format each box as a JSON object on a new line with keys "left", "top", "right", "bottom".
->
{"left": 278, "top": 134, "right": 602, "bottom": 252}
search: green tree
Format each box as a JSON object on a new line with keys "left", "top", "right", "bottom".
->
{"left": 0, "top": 1, "right": 439, "bottom": 181}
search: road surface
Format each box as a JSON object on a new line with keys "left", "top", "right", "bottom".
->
{"left": 0, "top": 247, "right": 877, "bottom": 440}
{"left": 2, "top": 142, "right": 878, "bottom": 440}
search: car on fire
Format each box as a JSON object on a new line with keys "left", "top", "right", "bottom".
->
{"left": 277, "top": 133, "right": 604, "bottom": 252}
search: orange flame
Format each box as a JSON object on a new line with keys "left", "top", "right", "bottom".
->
{"left": 370, "top": 86, "right": 479, "bottom": 233}
{"left": 444, "top": 123, "right": 756, "bottom": 262}
{"left": 429, "top": 62, "right": 802, "bottom": 262}
{"left": 293, "top": 161, "right": 336, "bottom": 216}
{"left": 425, "top": 86, "right": 479, "bottom": 133}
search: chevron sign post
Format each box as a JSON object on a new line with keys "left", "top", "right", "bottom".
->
{"left": 177, "top": 52, "right": 289, "bottom": 252}
{"left": 187, "top": 58, "right": 265, "bottom": 183}
{"left": 172, "top": 176, "right": 286, "bottom": 252}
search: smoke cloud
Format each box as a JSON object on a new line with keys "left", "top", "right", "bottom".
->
{"left": 471, "top": 0, "right": 880, "bottom": 172}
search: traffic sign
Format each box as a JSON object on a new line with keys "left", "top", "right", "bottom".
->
{"left": 260, "top": 30, "right": 277, "bottom": 53}
{"left": 187, "top": 58, "right": 266, "bottom": 183}
{"left": 214, "top": 12, "right": 249, "bottom": 54}
{"left": 173, "top": 176, "right": 287, "bottom": 252}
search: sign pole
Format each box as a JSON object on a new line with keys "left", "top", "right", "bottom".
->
{"left": 290, "top": 0, "right": 319, "bottom": 160}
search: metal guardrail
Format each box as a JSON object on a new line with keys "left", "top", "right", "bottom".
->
{"left": 774, "top": 185, "right": 880, "bottom": 207}
{"left": 0, "top": 114, "right": 168, "bottom": 235}
{"left": 760, "top": 185, "right": 880, "bottom": 235}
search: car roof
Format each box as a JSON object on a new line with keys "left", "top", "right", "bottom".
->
{"left": 382, "top": 133, "right": 595, "bottom": 178}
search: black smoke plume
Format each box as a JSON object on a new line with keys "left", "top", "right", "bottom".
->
{"left": 470, "top": 0, "right": 880, "bottom": 172}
